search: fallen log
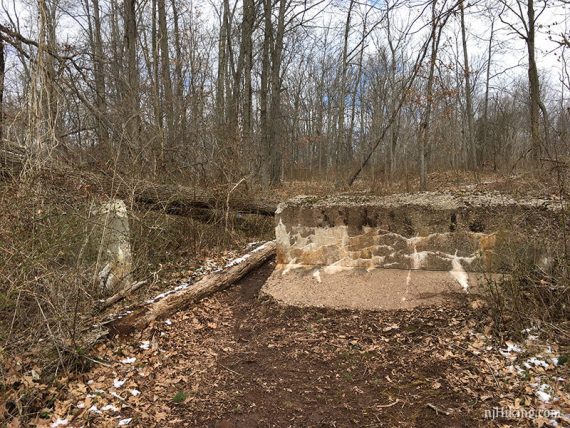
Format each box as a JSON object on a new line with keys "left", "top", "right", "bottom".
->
{"left": 131, "top": 182, "right": 276, "bottom": 217}
{"left": 0, "top": 152, "right": 277, "bottom": 219}
{"left": 111, "top": 241, "right": 276, "bottom": 334}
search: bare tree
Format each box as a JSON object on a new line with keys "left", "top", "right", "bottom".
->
{"left": 0, "top": 37, "right": 4, "bottom": 143}
{"left": 459, "top": 0, "right": 477, "bottom": 170}
{"left": 499, "top": 0, "right": 550, "bottom": 161}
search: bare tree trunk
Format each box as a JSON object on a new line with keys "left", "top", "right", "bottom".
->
{"left": 124, "top": 0, "right": 140, "bottom": 153}
{"left": 0, "top": 37, "right": 4, "bottom": 143}
{"left": 527, "top": 0, "right": 541, "bottom": 162}
{"left": 347, "top": 12, "right": 366, "bottom": 168}
{"left": 86, "top": 0, "right": 109, "bottom": 153}
{"left": 483, "top": 18, "right": 494, "bottom": 169}
{"left": 419, "top": 0, "right": 440, "bottom": 191}
{"left": 386, "top": 7, "right": 400, "bottom": 181}
{"left": 240, "top": 0, "right": 255, "bottom": 148}
{"left": 335, "top": 0, "right": 354, "bottom": 171}
{"left": 260, "top": 0, "right": 272, "bottom": 184}
{"left": 157, "top": 0, "right": 174, "bottom": 155}
{"left": 460, "top": 0, "right": 476, "bottom": 170}
{"left": 36, "top": 0, "right": 60, "bottom": 152}
{"left": 171, "top": 0, "right": 184, "bottom": 141}
{"left": 149, "top": 0, "right": 163, "bottom": 166}
{"left": 216, "top": 0, "right": 229, "bottom": 131}
{"left": 268, "top": 0, "right": 287, "bottom": 185}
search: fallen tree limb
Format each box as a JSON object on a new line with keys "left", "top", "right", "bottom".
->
{"left": 96, "top": 280, "right": 148, "bottom": 311}
{"left": 110, "top": 241, "right": 276, "bottom": 334}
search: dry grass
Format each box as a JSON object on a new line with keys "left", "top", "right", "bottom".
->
{"left": 0, "top": 167, "right": 273, "bottom": 382}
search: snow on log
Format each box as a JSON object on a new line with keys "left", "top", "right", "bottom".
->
{"left": 111, "top": 241, "right": 276, "bottom": 334}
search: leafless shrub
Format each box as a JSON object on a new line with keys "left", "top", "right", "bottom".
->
{"left": 483, "top": 168, "right": 569, "bottom": 343}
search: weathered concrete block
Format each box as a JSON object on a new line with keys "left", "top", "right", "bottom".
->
{"left": 92, "top": 199, "right": 133, "bottom": 293}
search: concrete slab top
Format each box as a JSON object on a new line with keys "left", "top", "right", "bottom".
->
{"left": 276, "top": 192, "right": 565, "bottom": 214}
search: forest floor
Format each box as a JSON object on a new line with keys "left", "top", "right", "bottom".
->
{"left": 18, "top": 261, "right": 568, "bottom": 428}
{"left": 2, "top": 170, "right": 569, "bottom": 427}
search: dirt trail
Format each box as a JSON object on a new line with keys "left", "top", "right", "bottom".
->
{"left": 39, "top": 261, "right": 568, "bottom": 428}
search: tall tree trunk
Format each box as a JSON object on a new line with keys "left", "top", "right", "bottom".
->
{"left": 335, "top": 0, "right": 354, "bottom": 171}
{"left": 157, "top": 0, "right": 174, "bottom": 156}
{"left": 124, "top": 0, "right": 140, "bottom": 152}
{"left": 460, "top": 0, "right": 476, "bottom": 170}
{"left": 150, "top": 0, "right": 163, "bottom": 165}
{"left": 0, "top": 37, "right": 4, "bottom": 143}
{"left": 483, "top": 19, "right": 494, "bottom": 169}
{"left": 240, "top": 0, "right": 255, "bottom": 148}
{"left": 268, "top": 0, "right": 287, "bottom": 185}
{"left": 171, "top": 0, "right": 184, "bottom": 141}
{"left": 347, "top": 12, "right": 366, "bottom": 168}
{"left": 386, "top": 7, "right": 400, "bottom": 181}
{"left": 260, "top": 0, "right": 272, "bottom": 184}
{"left": 86, "top": 0, "right": 109, "bottom": 153}
{"left": 420, "top": 0, "right": 441, "bottom": 191}
{"left": 36, "top": 0, "right": 60, "bottom": 151}
{"left": 527, "top": 0, "right": 541, "bottom": 162}
{"left": 216, "top": 0, "right": 229, "bottom": 132}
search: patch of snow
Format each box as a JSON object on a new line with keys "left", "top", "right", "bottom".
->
{"left": 113, "top": 379, "right": 125, "bottom": 388}
{"left": 220, "top": 241, "right": 271, "bottom": 271}
{"left": 499, "top": 341, "right": 525, "bottom": 358}
{"left": 121, "top": 357, "right": 136, "bottom": 364}
{"left": 251, "top": 241, "right": 272, "bottom": 253}
{"left": 89, "top": 405, "right": 102, "bottom": 414}
{"left": 146, "top": 282, "right": 191, "bottom": 304}
{"left": 506, "top": 364, "right": 525, "bottom": 375}
{"left": 524, "top": 357, "right": 549, "bottom": 369}
{"left": 118, "top": 418, "right": 133, "bottom": 426}
{"left": 535, "top": 384, "right": 552, "bottom": 403}
{"left": 130, "top": 389, "right": 141, "bottom": 397}
{"left": 51, "top": 418, "right": 68, "bottom": 427}
{"left": 222, "top": 253, "right": 250, "bottom": 269}
{"left": 312, "top": 269, "right": 321, "bottom": 283}
{"left": 164, "top": 319, "right": 172, "bottom": 325}
{"left": 139, "top": 341, "right": 150, "bottom": 350}
{"left": 102, "top": 404, "right": 119, "bottom": 412}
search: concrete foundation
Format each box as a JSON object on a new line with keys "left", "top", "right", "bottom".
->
{"left": 263, "top": 192, "right": 565, "bottom": 308}
{"left": 275, "top": 192, "right": 564, "bottom": 274}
